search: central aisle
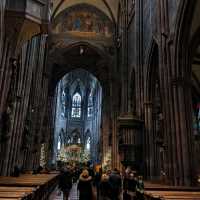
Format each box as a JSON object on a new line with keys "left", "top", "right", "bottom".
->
{"left": 49, "top": 183, "right": 79, "bottom": 200}
{"left": 69, "top": 183, "right": 79, "bottom": 200}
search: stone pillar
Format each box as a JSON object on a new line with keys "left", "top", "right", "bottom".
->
{"left": 135, "top": 0, "right": 144, "bottom": 117}
{"left": 144, "top": 101, "right": 155, "bottom": 179}
{"left": 6, "top": 41, "right": 35, "bottom": 174}
{"left": 121, "top": 0, "right": 129, "bottom": 114}
{"left": 0, "top": 0, "right": 6, "bottom": 62}
{"left": 46, "top": 95, "right": 57, "bottom": 166}
{"left": 156, "top": 0, "right": 193, "bottom": 185}
{"left": 0, "top": 41, "right": 12, "bottom": 115}
{"left": 169, "top": 78, "right": 193, "bottom": 185}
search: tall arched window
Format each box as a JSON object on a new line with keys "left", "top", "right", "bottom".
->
{"left": 87, "top": 93, "right": 93, "bottom": 117}
{"left": 72, "top": 92, "right": 82, "bottom": 118}
{"left": 57, "top": 135, "right": 61, "bottom": 150}
{"left": 61, "top": 90, "right": 65, "bottom": 118}
{"left": 86, "top": 137, "right": 90, "bottom": 150}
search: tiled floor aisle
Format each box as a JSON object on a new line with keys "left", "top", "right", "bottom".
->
{"left": 69, "top": 183, "right": 79, "bottom": 200}
{"left": 49, "top": 183, "right": 79, "bottom": 200}
{"left": 49, "top": 184, "right": 122, "bottom": 200}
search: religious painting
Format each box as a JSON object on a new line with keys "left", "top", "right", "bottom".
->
{"left": 52, "top": 4, "right": 113, "bottom": 39}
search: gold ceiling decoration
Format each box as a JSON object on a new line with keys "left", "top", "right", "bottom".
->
{"left": 51, "top": 0, "right": 119, "bottom": 22}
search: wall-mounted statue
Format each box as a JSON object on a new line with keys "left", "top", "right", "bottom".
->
{"left": 21, "top": 120, "right": 30, "bottom": 150}
{"left": 0, "top": 105, "right": 12, "bottom": 143}
{"left": 7, "top": 58, "right": 20, "bottom": 104}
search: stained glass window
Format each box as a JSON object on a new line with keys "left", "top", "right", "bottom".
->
{"left": 57, "top": 138, "right": 61, "bottom": 150}
{"left": 87, "top": 93, "right": 93, "bottom": 117}
{"left": 72, "top": 92, "right": 82, "bottom": 118}
{"left": 86, "top": 137, "right": 90, "bottom": 150}
{"left": 61, "top": 90, "right": 65, "bottom": 118}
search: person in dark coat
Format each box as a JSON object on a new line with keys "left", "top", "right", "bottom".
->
{"left": 77, "top": 169, "right": 93, "bottom": 200}
{"left": 94, "top": 169, "right": 102, "bottom": 200}
{"left": 108, "top": 169, "right": 122, "bottom": 200}
{"left": 136, "top": 176, "right": 144, "bottom": 200}
{"left": 100, "top": 174, "right": 111, "bottom": 200}
{"left": 59, "top": 167, "right": 72, "bottom": 200}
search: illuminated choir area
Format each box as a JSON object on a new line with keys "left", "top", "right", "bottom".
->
{"left": 53, "top": 69, "right": 102, "bottom": 165}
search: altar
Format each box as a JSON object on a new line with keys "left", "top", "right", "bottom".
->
{"left": 57, "top": 144, "right": 90, "bottom": 163}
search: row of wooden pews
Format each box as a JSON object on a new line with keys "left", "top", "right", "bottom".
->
{"left": 144, "top": 182, "right": 200, "bottom": 200}
{"left": 0, "top": 172, "right": 59, "bottom": 200}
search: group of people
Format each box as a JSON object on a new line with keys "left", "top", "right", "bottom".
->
{"left": 58, "top": 163, "right": 144, "bottom": 200}
{"left": 123, "top": 166, "right": 144, "bottom": 200}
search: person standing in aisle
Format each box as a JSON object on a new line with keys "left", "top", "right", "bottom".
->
{"left": 136, "top": 176, "right": 144, "bottom": 200}
{"left": 108, "top": 168, "right": 122, "bottom": 200}
{"left": 77, "top": 169, "right": 93, "bottom": 200}
{"left": 59, "top": 166, "right": 72, "bottom": 200}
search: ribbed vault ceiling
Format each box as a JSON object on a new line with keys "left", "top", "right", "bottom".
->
{"left": 51, "top": 0, "right": 119, "bottom": 21}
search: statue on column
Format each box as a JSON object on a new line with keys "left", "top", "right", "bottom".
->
{"left": 0, "top": 58, "right": 20, "bottom": 143}
{"left": 0, "top": 104, "right": 12, "bottom": 143}
{"left": 7, "top": 58, "right": 20, "bottom": 104}
{"left": 21, "top": 119, "right": 30, "bottom": 150}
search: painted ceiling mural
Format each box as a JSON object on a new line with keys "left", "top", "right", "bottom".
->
{"left": 52, "top": 4, "right": 114, "bottom": 39}
{"left": 51, "top": 0, "right": 119, "bottom": 21}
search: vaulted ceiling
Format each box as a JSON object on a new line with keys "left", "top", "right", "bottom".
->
{"left": 49, "top": 0, "right": 116, "bottom": 94}
{"left": 51, "top": 0, "right": 119, "bottom": 22}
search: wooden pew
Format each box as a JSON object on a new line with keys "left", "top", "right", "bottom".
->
{"left": 0, "top": 199, "right": 21, "bottom": 200}
{"left": 0, "top": 186, "right": 35, "bottom": 200}
{"left": 0, "top": 173, "right": 59, "bottom": 200}
{"left": 145, "top": 191, "right": 200, "bottom": 200}
{"left": 144, "top": 182, "right": 200, "bottom": 200}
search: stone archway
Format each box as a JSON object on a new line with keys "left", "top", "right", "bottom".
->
{"left": 144, "top": 41, "right": 165, "bottom": 180}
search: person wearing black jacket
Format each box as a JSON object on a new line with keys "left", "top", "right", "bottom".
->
{"left": 136, "top": 176, "right": 144, "bottom": 200}
{"left": 108, "top": 169, "right": 122, "bottom": 200}
{"left": 94, "top": 169, "right": 102, "bottom": 200}
{"left": 59, "top": 167, "right": 72, "bottom": 200}
{"left": 77, "top": 169, "right": 93, "bottom": 200}
{"left": 100, "top": 174, "right": 111, "bottom": 200}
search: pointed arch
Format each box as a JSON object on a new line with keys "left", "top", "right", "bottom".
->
{"left": 51, "top": 0, "right": 117, "bottom": 25}
{"left": 145, "top": 39, "right": 159, "bottom": 102}
{"left": 173, "top": 0, "right": 196, "bottom": 77}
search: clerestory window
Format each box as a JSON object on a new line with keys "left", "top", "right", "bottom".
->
{"left": 87, "top": 93, "right": 93, "bottom": 117}
{"left": 71, "top": 92, "right": 82, "bottom": 118}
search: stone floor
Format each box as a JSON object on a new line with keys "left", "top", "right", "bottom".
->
{"left": 49, "top": 183, "right": 79, "bottom": 200}
{"left": 49, "top": 183, "right": 122, "bottom": 200}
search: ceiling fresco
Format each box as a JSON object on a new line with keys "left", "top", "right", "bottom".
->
{"left": 51, "top": 0, "right": 119, "bottom": 22}
{"left": 52, "top": 4, "right": 114, "bottom": 39}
